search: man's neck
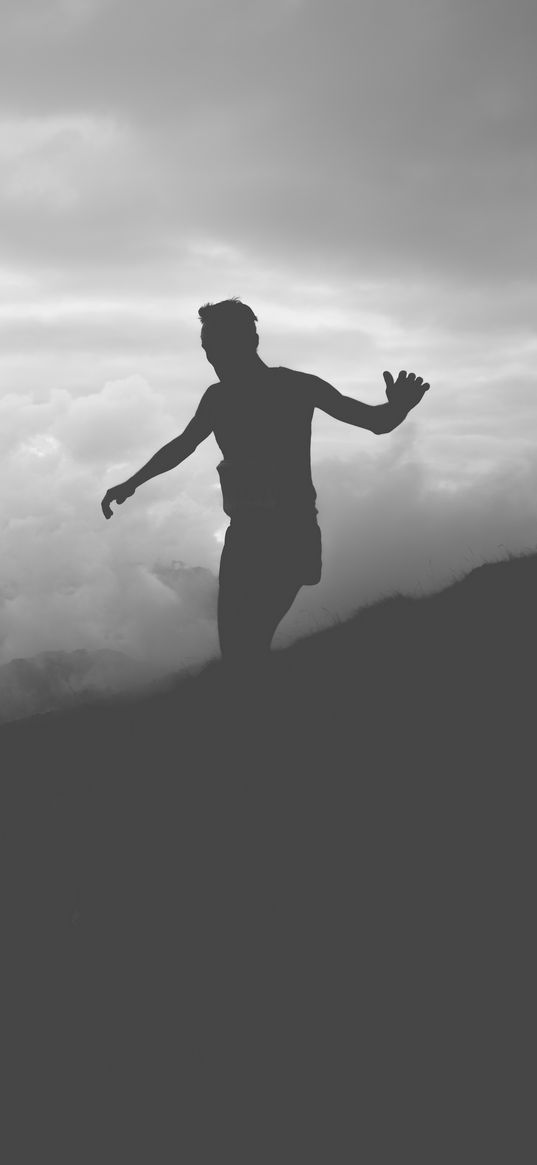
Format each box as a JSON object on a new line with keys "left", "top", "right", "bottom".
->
{"left": 222, "top": 355, "right": 269, "bottom": 383}
{"left": 241, "top": 355, "right": 268, "bottom": 375}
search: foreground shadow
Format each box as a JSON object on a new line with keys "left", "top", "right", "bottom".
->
{"left": 2, "top": 550, "right": 534, "bottom": 1153}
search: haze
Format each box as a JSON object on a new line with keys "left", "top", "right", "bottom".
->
{"left": 1, "top": 0, "right": 536, "bottom": 680}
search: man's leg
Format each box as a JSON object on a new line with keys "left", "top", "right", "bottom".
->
{"left": 218, "top": 571, "right": 302, "bottom": 668}
{"left": 258, "top": 574, "right": 303, "bottom": 653}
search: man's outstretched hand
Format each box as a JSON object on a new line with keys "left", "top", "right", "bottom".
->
{"left": 101, "top": 481, "right": 136, "bottom": 519}
{"left": 383, "top": 369, "right": 430, "bottom": 411}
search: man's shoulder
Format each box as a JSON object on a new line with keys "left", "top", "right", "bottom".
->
{"left": 275, "top": 365, "right": 316, "bottom": 381}
{"left": 198, "top": 381, "right": 220, "bottom": 410}
{"left": 274, "top": 366, "right": 321, "bottom": 394}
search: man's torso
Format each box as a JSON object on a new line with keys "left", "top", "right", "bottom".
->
{"left": 209, "top": 365, "right": 317, "bottom": 516}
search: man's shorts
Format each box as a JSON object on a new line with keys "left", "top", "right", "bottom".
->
{"left": 219, "top": 505, "right": 322, "bottom": 590}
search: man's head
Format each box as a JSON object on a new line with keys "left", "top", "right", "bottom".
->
{"left": 198, "top": 298, "right": 259, "bottom": 379}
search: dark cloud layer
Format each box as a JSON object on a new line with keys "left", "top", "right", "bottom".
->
{"left": 1, "top": 0, "right": 536, "bottom": 284}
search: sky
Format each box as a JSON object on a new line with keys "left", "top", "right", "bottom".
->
{"left": 1, "top": 0, "right": 537, "bottom": 679}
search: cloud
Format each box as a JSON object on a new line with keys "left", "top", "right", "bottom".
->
{"left": 0, "top": 371, "right": 223, "bottom": 671}
{"left": 1, "top": 359, "right": 536, "bottom": 689}
{"left": 0, "top": 114, "right": 123, "bottom": 213}
{"left": 53, "top": 374, "right": 176, "bottom": 462}
{"left": 0, "top": 0, "right": 536, "bottom": 697}
{"left": 1, "top": 0, "right": 535, "bottom": 286}
{"left": 281, "top": 437, "right": 537, "bottom": 644}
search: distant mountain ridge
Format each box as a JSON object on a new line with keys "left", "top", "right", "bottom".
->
{"left": 1, "top": 546, "right": 535, "bottom": 734}
{"left": 0, "top": 647, "right": 157, "bottom": 724}
{"left": 0, "top": 559, "right": 219, "bottom": 725}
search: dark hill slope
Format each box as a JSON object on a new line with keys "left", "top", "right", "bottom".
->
{"left": 2, "top": 551, "right": 534, "bottom": 1155}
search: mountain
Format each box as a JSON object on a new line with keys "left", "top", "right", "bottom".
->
{"left": 2, "top": 549, "right": 534, "bottom": 1152}
{"left": 0, "top": 647, "right": 162, "bottom": 724}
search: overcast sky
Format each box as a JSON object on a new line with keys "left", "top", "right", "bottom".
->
{"left": 1, "top": 0, "right": 536, "bottom": 675}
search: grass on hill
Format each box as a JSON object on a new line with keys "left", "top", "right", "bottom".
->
{"left": 2, "top": 549, "right": 534, "bottom": 1153}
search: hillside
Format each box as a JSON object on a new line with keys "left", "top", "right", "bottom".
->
{"left": 0, "top": 647, "right": 156, "bottom": 724}
{"left": 2, "top": 549, "right": 534, "bottom": 1155}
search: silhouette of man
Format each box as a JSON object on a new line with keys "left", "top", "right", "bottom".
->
{"left": 101, "top": 298, "right": 429, "bottom": 668}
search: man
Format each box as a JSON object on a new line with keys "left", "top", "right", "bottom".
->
{"left": 101, "top": 298, "right": 430, "bottom": 668}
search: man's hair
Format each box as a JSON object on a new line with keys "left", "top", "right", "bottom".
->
{"left": 198, "top": 298, "right": 258, "bottom": 346}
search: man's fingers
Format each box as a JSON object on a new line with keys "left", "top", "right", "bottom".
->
{"left": 101, "top": 489, "right": 115, "bottom": 519}
{"left": 101, "top": 481, "right": 135, "bottom": 519}
{"left": 386, "top": 367, "right": 430, "bottom": 400}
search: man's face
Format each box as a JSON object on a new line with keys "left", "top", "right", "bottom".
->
{"left": 201, "top": 328, "right": 256, "bottom": 380}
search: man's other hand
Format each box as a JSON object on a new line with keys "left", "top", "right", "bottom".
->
{"left": 101, "top": 481, "right": 136, "bottom": 519}
{"left": 383, "top": 370, "right": 430, "bottom": 411}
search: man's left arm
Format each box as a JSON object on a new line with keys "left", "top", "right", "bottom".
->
{"left": 311, "top": 369, "right": 430, "bottom": 433}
